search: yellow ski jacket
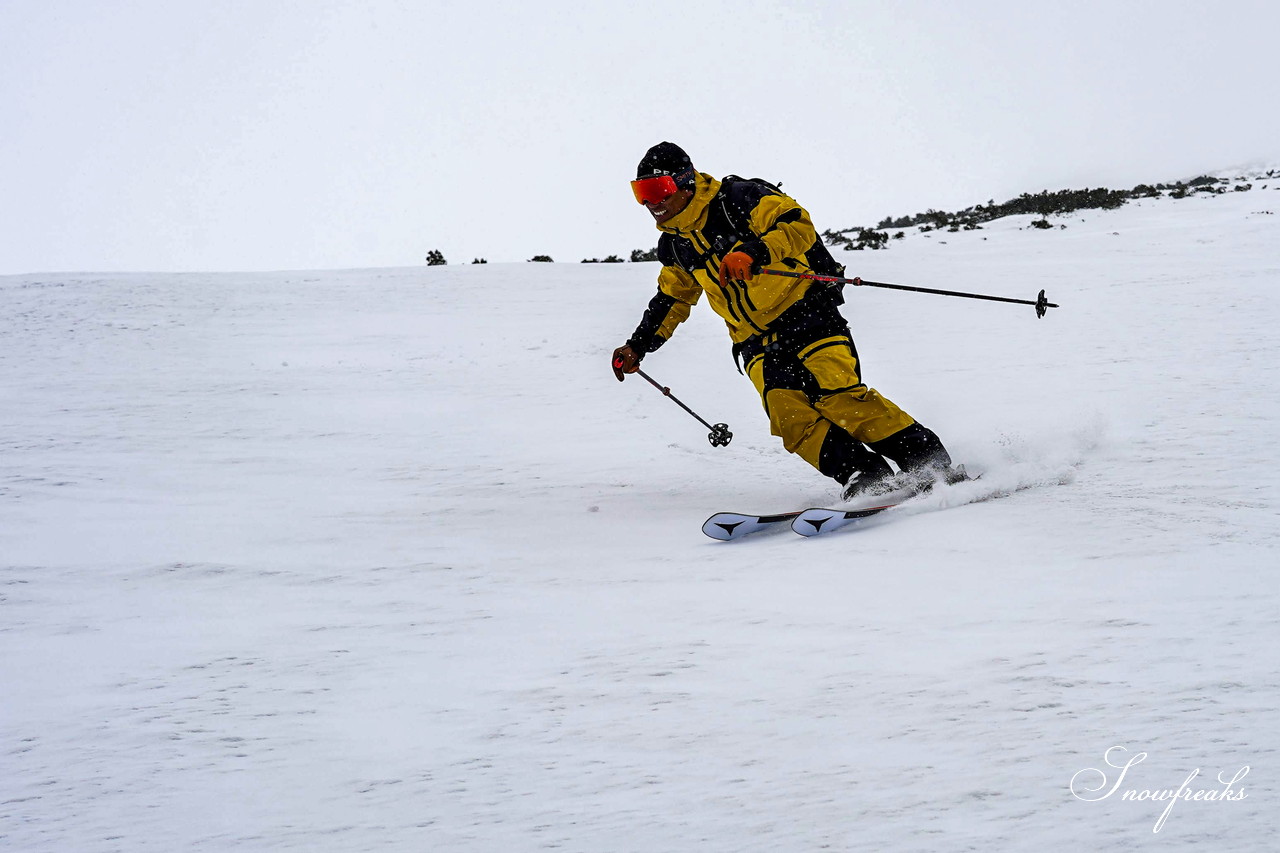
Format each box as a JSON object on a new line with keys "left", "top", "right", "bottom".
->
{"left": 626, "top": 172, "right": 846, "bottom": 351}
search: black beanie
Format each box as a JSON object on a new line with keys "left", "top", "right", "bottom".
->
{"left": 637, "top": 142, "right": 695, "bottom": 189}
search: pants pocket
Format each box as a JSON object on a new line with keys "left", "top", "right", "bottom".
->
{"left": 798, "top": 336, "right": 864, "bottom": 395}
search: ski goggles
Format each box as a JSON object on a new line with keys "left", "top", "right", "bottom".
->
{"left": 631, "top": 174, "right": 678, "bottom": 205}
{"left": 630, "top": 168, "right": 694, "bottom": 205}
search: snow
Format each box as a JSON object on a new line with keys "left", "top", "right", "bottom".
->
{"left": 3, "top": 183, "right": 1278, "bottom": 851}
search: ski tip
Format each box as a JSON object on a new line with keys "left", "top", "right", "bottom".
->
{"left": 792, "top": 508, "right": 840, "bottom": 537}
{"left": 701, "top": 516, "right": 745, "bottom": 541}
{"left": 701, "top": 510, "right": 803, "bottom": 541}
{"left": 791, "top": 503, "right": 895, "bottom": 537}
{"left": 701, "top": 511, "right": 762, "bottom": 541}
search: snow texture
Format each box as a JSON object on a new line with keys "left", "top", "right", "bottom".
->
{"left": 3, "top": 182, "right": 1279, "bottom": 851}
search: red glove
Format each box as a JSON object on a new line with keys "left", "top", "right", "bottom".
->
{"left": 719, "top": 251, "right": 756, "bottom": 285}
{"left": 612, "top": 345, "right": 640, "bottom": 381}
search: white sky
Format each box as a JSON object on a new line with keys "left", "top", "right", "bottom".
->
{"left": 2, "top": 0, "right": 1277, "bottom": 274}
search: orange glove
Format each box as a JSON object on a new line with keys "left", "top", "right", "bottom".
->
{"left": 612, "top": 345, "right": 640, "bottom": 381}
{"left": 719, "top": 250, "right": 757, "bottom": 285}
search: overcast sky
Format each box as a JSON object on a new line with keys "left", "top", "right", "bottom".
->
{"left": 2, "top": 0, "right": 1277, "bottom": 274}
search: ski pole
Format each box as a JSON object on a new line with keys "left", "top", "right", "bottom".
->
{"left": 617, "top": 362, "right": 733, "bottom": 447}
{"left": 760, "top": 268, "right": 1059, "bottom": 318}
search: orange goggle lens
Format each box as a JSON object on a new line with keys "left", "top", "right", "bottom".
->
{"left": 631, "top": 174, "right": 679, "bottom": 205}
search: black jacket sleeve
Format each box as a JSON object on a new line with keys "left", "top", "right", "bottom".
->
{"left": 626, "top": 291, "right": 680, "bottom": 354}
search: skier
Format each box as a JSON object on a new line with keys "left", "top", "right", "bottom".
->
{"left": 613, "top": 141, "right": 960, "bottom": 499}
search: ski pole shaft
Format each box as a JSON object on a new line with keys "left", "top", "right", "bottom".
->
{"left": 634, "top": 368, "right": 717, "bottom": 428}
{"left": 621, "top": 364, "right": 733, "bottom": 447}
{"left": 760, "top": 268, "right": 1059, "bottom": 318}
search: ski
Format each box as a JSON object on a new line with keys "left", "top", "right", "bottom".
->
{"left": 702, "top": 510, "right": 803, "bottom": 541}
{"left": 703, "top": 468, "right": 985, "bottom": 541}
{"left": 703, "top": 484, "right": 919, "bottom": 541}
{"left": 792, "top": 471, "right": 1024, "bottom": 538}
{"left": 790, "top": 503, "right": 897, "bottom": 537}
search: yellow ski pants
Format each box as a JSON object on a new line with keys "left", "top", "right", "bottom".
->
{"left": 744, "top": 332, "right": 916, "bottom": 476}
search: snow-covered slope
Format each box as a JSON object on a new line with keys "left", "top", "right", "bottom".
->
{"left": 3, "top": 184, "right": 1278, "bottom": 851}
